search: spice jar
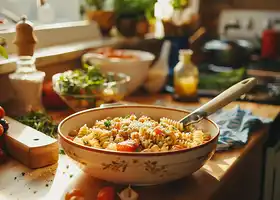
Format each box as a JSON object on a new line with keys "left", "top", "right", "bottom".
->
{"left": 173, "top": 49, "right": 199, "bottom": 102}
{"left": 9, "top": 56, "right": 45, "bottom": 116}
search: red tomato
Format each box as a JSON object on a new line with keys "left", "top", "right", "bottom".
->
{"left": 114, "top": 122, "right": 121, "bottom": 130}
{"left": 154, "top": 128, "right": 163, "bottom": 135}
{"left": 0, "top": 106, "right": 5, "bottom": 118}
{"left": 65, "top": 189, "right": 84, "bottom": 200}
{"left": 0, "top": 125, "right": 4, "bottom": 137}
{"left": 97, "top": 187, "right": 115, "bottom": 200}
{"left": 42, "top": 81, "right": 66, "bottom": 109}
{"left": 117, "top": 140, "right": 138, "bottom": 152}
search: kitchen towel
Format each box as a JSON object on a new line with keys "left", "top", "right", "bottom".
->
{"left": 210, "top": 105, "right": 272, "bottom": 151}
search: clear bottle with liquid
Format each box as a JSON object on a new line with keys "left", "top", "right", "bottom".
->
{"left": 8, "top": 56, "right": 45, "bottom": 116}
{"left": 173, "top": 49, "right": 199, "bottom": 101}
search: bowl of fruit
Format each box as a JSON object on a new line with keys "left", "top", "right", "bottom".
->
{"left": 52, "top": 65, "right": 130, "bottom": 112}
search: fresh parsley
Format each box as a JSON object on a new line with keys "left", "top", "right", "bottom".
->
{"left": 104, "top": 120, "right": 111, "bottom": 128}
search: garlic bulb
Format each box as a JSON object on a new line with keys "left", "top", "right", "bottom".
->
{"left": 118, "top": 185, "right": 139, "bottom": 200}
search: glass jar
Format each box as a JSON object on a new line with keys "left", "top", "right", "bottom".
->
{"left": 8, "top": 56, "right": 45, "bottom": 116}
{"left": 173, "top": 49, "right": 199, "bottom": 101}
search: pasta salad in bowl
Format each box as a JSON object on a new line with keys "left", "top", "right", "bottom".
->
{"left": 58, "top": 105, "right": 219, "bottom": 185}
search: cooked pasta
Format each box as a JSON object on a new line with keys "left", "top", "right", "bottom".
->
{"left": 70, "top": 115, "right": 211, "bottom": 152}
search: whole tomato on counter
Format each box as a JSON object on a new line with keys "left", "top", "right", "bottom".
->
{"left": 97, "top": 186, "right": 115, "bottom": 200}
{"left": 0, "top": 106, "right": 5, "bottom": 118}
{"left": 65, "top": 189, "right": 84, "bottom": 200}
{"left": 42, "top": 81, "right": 66, "bottom": 109}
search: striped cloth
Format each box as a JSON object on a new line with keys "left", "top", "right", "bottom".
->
{"left": 209, "top": 106, "right": 272, "bottom": 151}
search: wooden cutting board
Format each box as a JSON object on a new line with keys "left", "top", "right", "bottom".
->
{"left": 3, "top": 116, "right": 59, "bottom": 169}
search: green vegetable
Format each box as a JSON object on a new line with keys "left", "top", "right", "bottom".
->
{"left": 16, "top": 111, "right": 58, "bottom": 138}
{"left": 57, "top": 65, "right": 108, "bottom": 95}
{"left": 59, "top": 149, "right": 66, "bottom": 155}
{"left": 104, "top": 120, "right": 111, "bottom": 128}
{"left": 199, "top": 67, "right": 245, "bottom": 91}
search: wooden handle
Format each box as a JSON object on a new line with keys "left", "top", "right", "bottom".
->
{"left": 193, "top": 78, "right": 257, "bottom": 116}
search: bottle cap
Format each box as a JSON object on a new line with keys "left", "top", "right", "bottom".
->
{"left": 179, "top": 49, "right": 193, "bottom": 63}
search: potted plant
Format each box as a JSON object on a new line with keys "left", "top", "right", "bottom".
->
{"left": 161, "top": 0, "right": 199, "bottom": 37}
{"left": 114, "top": 0, "right": 156, "bottom": 37}
{"left": 84, "top": 0, "right": 115, "bottom": 36}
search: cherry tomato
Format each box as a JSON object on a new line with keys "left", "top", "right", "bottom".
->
{"left": 0, "top": 106, "right": 5, "bottom": 118}
{"left": 65, "top": 189, "right": 84, "bottom": 200}
{"left": 114, "top": 122, "right": 121, "bottom": 130}
{"left": 0, "top": 119, "right": 9, "bottom": 133}
{"left": 117, "top": 140, "right": 138, "bottom": 152}
{"left": 0, "top": 125, "right": 4, "bottom": 137}
{"left": 154, "top": 128, "right": 163, "bottom": 135}
{"left": 97, "top": 186, "right": 115, "bottom": 200}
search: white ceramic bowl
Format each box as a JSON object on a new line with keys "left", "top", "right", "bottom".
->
{"left": 58, "top": 105, "right": 219, "bottom": 185}
{"left": 82, "top": 50, "right": 155, "bottom": 94}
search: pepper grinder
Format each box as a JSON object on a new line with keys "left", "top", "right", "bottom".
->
{"left": 8, "top": 16, "right": 46, "bottom": 117}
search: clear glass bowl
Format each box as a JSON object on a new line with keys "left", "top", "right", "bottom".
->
{"left": 52, "top": 71, "right": 130, "bottom": 112}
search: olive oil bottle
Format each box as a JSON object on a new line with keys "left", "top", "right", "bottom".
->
{"left": 173, "top": 49, "right": 199, "bottom": 102}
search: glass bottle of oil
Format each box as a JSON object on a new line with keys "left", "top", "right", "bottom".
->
{"left": 173, "top": 49, "right": 199, "bottom": 102}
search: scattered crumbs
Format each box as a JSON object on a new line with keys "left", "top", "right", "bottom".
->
{"left": 21, "top": 172, "right": 26, "bottom": 176}
{"left": 63, "top": 171, "right": 66, "bottom": 174}
{"left": 69, "top": 174, "right": 73, "bottom": 178}
{"left": 33, "top": 191, "right": 37, "bottom": 194}
{"left": 14, "top": 177, "right": 17, "bottom": 180}
{"left": 28, "top": 188, "right": 31, "bottom": 190}
{"left": 59, "top": 149, "right": 65, "bottom": 155}
{"left": 45, "top": 184, "right": 49, "bottom": 187}
{"left": 66, "top": 165, "right": 69, "bottom": 169}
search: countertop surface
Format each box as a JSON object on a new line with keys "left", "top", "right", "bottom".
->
{"left": 0, "top": 94, "right": 279, "bottom": 200}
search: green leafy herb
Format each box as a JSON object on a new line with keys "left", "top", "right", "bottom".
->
{"left": 59, "top": 149, "right": 65, "bottom": 155}
{"left": 104, "top": 120, "right": 111, "bottom": 128}
{"left": 16, "top": 111, "right": 58, "bottom": 138}
{"left": 57, "top": 65, "right": 108, "bottom": 95}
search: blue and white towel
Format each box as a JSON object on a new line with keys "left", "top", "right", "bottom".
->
{"left": 210, "top": 106, "right": 272, "bottom": 151}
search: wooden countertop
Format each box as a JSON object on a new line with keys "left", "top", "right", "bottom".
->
{"left": 0, "top": 94, "right": 279, "bottom": 200}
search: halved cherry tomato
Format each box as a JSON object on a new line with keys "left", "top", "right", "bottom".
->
{"left": 114, "top": 122, "right": 121, "bottom": 130}
{"left": 0, "top": 106, "right": 5, "bottom": 118}
{"left": 0, "top": 125, "right": 4, "bottom": 137}
{"left": 117, "top": 140, "right": 138, "bottom": 152}
{"left": 97, "top": 186, "right": 115, "bottom": 200}
{"left": 65, "top": 189, "right": 84, "bottom": 200}
{"left": 154, "top": 128, "right": 164, "bottom": 135}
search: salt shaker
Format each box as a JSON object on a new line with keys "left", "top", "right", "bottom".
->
{"left": 8, "top": 16, "right": 45, "bottom": 116}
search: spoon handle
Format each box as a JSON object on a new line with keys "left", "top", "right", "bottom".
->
{"left": 180, "top": 77, "right": 257, "bottom": 124}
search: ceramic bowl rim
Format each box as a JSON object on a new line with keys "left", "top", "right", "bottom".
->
{"left": 58, "top": 105, "right": 220, "bottom": 157}
{"left": 83, "top": 49, "right": 155, "bottom": 63}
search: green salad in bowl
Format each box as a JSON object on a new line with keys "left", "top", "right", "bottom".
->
{"left": 52, "top": 65, "right": 130, "bottom": 111}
